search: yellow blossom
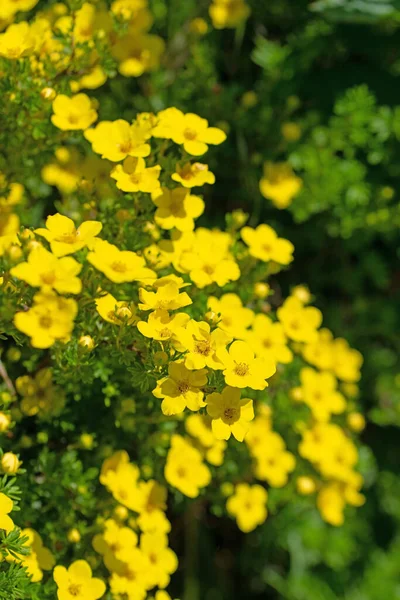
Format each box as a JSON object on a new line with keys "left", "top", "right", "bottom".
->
{"left": 246, "top": 313, "right": 293, "bottom": 365}
{"left": 209, "top": 0, "right": 250, "bottom": 29}
{"left": 164, "top": 435, "right": 211, "bottom": 497}
{"left": 137, "top": 310, "right": 190, "bottom": 342}
{"left": 51, "top": 94, "right": 98, "bottom": 131}
{"left": 153, "top": 362, "right": 207, "bottom": 415}
{"left": 292, "top": 367, "right": 346, "bottom": 422}
{"left": 14, "top": 291, "right": 78, "bottom": 349}
{"left": 218, "top": 340, "right": 276, "bottom": 390}
{"left": 140, "top": 533, "right": 178, "bottom": 589}
{"left": 177, "top": 319, "right": 231, "bottom": 370}
{"left": 152, "top": 187, "right": 205, "bottom": 231}
{"left": 226, "top": 484, "right": 267, "bottom": 532}
{"left": 138, "top": 280, "right": 191, "bottom": 311}
{"left": 207, "top": 293, "right": 254, "bottom": 339}
{"left": 0, "top": 492, "right": 14, "bottom": 533}
{"left": 172, "top": 162, "right": 215, "bottom": 188}
{"left": 111, "top": 156, "right": 161, "bottom": 193}
{"left": 277, "top": 296, "right": 322, "bottom": 343}
{"left": 0, "top": 22, "right": 35, "bottom": 59}
{"left": 206, "top": 386, "right": 254, "bottom": 441}
{"left": 241, "top": 224, "right": 294, "bottom": 265}
{"left": 53, "top": 559, "right": 106, "bottom": 600}
{"left": 112, "top": 33, "right": 165, "bottom": 77}
{"left": 95, "top": 292, "right": 138, "bottom": 325}
{"left": 260, "top": 162, "right": 302, "bottom": 209}
{"left": 35, "top": 213, "right": 102, "bottom": 257}
{"left": 87, "top": 239, "right": 156, "bottom": 283}
{"left": 11, "top": 246, "right": 82, "bottom": 294}
{"left": 84, "top": 119, "right": 151, "bottom": 162}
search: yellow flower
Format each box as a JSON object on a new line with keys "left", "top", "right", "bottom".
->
{"left": 209, "top": 0, "right": 250, "bottom": 29}
{"left": 14, "top": 291, "right": 78, "bottom": 349}
{"left": 112, "top": 32, "right": 165, "bottom": 77}
{"left": 293, "top": 367, "right": 346, "bottom": 422}
{"left": 137, "top": 309, "right": 190, "bottom": 342}
{"left": 53, "top": 559, "right": 106, "bottom": 600}
{"left": 11, "top": 529, "right": 55, "bottom": 582}
{"left": 226, "top": 484, "right": 267, "bottom": 533}
{"left": 207, "top": 293, "right": 254, "bottom": 339}
{"left": 218, "top": 340, "right": 276, "bottom": 390}
{"left": 108, "top": 547, "right": 149, "bottom": 598}
{"left": 87, "top": 239, "right": 156, "bottom": 283}
{"left": 84, "top": 119, "right": 151, "bottom": 162}
{"left": 140, "top": 533, "right": 178, "bottom": 589}
{"left": 206, "top": 386, "right": 254, "bottom": 441}
{"left": 164, "top": 435, "right": 211, "bottom": 497}
{"left": 51, "top": 93, "right": 98, "bottom": 131}
{"left": 138, "top": 279, "right": 192, "bottom": 311}
{"left": 16, "top": 368, "right": 65, "bottom": 418}
{"left": 241, "top": 224, "right": 294, "bottom": 265}
{"left": 35, "top": 213, "right": 102, "bottom": 257}
{"left": 111, "top": 156, "right": 161, "bottom": 193}
{"left": 11, "top": 246, "right": 82, "bottom": 294}
{"left": 253, "top": 439, "right": 296, "bottom": 487}
{"left": 0, "top": 22, "right": 35, "bottom": 59}
{"left": 154, "top": 109, "right": 226, "bottom": 155}
{"left": 172, "top": 162, "right": 215, "bottom": 188}
{"left": 0, "top": 492, "right": 14, "bottom": 533}
{"left": 152, "top": 187, "right": 205, "bottom": 232}
{"left": 245, "top": 314, "right": 293, "bottom": 365}
{"left": 260, "top": 162, "right": 302, "bottom": 209}
{"left": 277, "top": 296, "right": 322, "bottom": 343}
{"left": 95, "top": 292, "right": 138, "bottom": 325}
{"left": 93, "top": 518, "right": 138, "bottom": 568}
{"left": 153, "top": 362, "right": 207, "bottom": 415}
{"left": 177, "top": 320, "right": 231, "bottom": 370}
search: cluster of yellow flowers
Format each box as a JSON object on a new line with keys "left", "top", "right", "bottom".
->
{"left": 0, "top": 0, "right": 164, "bottom": 85}
{"left": 0, "top": 74, "right": 365, "bottom": 593}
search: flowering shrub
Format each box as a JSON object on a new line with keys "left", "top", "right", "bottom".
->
{"left": 0, "top": 1, "right": 391, "bottom": 599}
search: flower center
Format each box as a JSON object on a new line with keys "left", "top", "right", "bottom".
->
{"left": 55, "top": 230, "right": 77, "bottom": 244}
{"left": 203, "top": 264, "right": 215, "bottom": 275}
{"left": 68, "top": 583, "right": 82, "bottom": 597}
{"left": 263, "top": 338, "right": 272, "bottom": 348}
{"left": 41, "top": 271, "right": 56, "bottom": 285}
{"left": 39, "top": 316, "right": 53, "bottom": 329}
{"left": 184, "top": 128, "right": 197, "bottom": 141}
{"left": 68, "top": 114, "right": 79, "bottom": 125}
{"left": 262, "top": 244, "right": 272, "bottom": 253}
{"left": 223, "top": 407, "right": 239, "bottom": 423}
{"left": 118, "top": 141, "right": 132, "bottom": 154}
{"left": 234, "top": 362, "right": 249, "bottom": 377}
{"left": 111, "top": 261, "right": 128, "bottom": 273}
{"left": 159, "top": 327, "right": 172, "bottom": 338}
{"left": 194, "top": 340, "right": 211, "bottom": 356}
{"left": 177, "top": 380, "right": 190, "bottom": 394}
{"left": 129, "top": 174, "right": 141, "bottom": 185}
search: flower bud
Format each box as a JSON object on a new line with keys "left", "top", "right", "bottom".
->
{"left": 254, "top": 282, "right": 270, "bottom": 299}
{"left": 79, "top": 335, "right": 95, "bottom": 351}
{"left": 114, "top": 505, "right": 129, "bottom": 521}
{"left": 67, "top": 528, "right": 81, "bottom": 543}
{"left": 41, "top": 87, "right": 56, "bottom": 101}
{"left": 2, "top": 452, "right": 21, "bottom": 474}
{"left": 296, "top": 476, "right": 316, "bottom": 495}
{"left": 347, "top": 412, "right": 366, "bottom": 433}
{"left": 0, "top": 413, "right": 11, "bottom": 433}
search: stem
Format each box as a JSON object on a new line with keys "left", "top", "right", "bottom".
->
{"left": 0, "top": 360, "right": 16, "bottom": 396}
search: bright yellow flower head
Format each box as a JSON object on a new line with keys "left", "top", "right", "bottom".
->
{"left": 111, "top": 156, "right": 161, "bottom": 193}
{"left": 53, "top": 559, "right": 106, "bottom": 600}
{"left": 51, "top": 94, "right": 98, "bottom": 131}
{"left": 96, "top": 292, "right": 138, "bottom": 325}
{"left": 241, "top": 224, "right": 294, "bottom": 265}
{"left": 260, "top": 162, "right": 302, "bottom": 209}
{"left": 277, "top": 296, "right": 322, "bottom": 343}
{"left": 207, "top": 293, "right": 254, "bottom": 339}
{"left": 112, "top": 32, "right": 165, "bottom": 77}
{"left": 35, "top": 213, "right": 102, "bottom": 257}
{"left": 0, "top": 22, "right": 36, "bottom": 59}
{"left": 293, "top": 367, "right": 346, "bottom": 422}
{"left": 246, "top": 313, "right": 293, "bottom": 365}
{"left": 88, "top": 239, "right": 156, "bottom": 283}
{"left": 12, "top": 529, "right": 55, "bottom": 582}
{"left": 14, "top": 291, "right": 78, "bottom": 349}
{"left": 164, "top": 435, "right": 211, "bottom": 497}
{"left": 137, "top": 309, "right": 190, "bottom": 342}
{"left": 206, "top": 386, "right": 254, "bottom": 441}
{"left": 0, "top": 492, "right": 14, "bottom": 533}
{"left": 253, "top": 433, "right": 296, "bottom": 487}
{"left": 140, "top": 532, "right": 178, "bottom": 589}
{"left": 172, "top": 162, "right": 215, "bottom": 188}
{"left": 153, "top": 109, "right": 226, "bottom": 155}
{"left": 0, "top": 0, "right": 39, "bottom": 20}
{"left": 218, "top": 340, "right": 276, "bottom": 390}
{"left": 209, "top": 0, "right": 251, "bottom": 29}
{"left": 84, "top": 119, "right": 151, "bottom": 162}
{"left": 226, "top": 483, "right": 268, "bottom": 533}
{"left": 153, "top": 361, "right": 207, "bottom": 415}
{"left": 11, "top": 246, "right": 82, "bottom": 294}
{"left": 152, "top": 187, "right": 205, "bottom": 232}
{"left": 138, "top": 280, "right": 192, "bottom": 311}
{"left": 177, "top": 319, "right": 231, "bottom": 370}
